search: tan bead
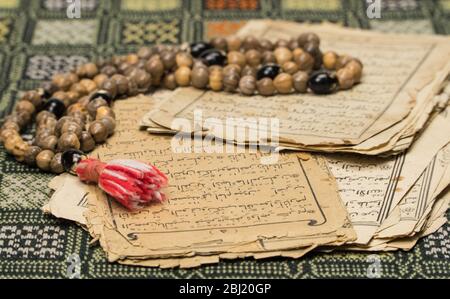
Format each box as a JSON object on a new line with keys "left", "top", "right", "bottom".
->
{"left": 161, "top": 51, "right": 176, "bottom": 70}
{"left": 67, "top": 103, "right": 86, "bottom": 115}
{"left": 282, "top": 61, "right": 299, "bottom": 75}
{"left": 336, "top": 68, "right": 355, "bottom": 90}
{"left": 191, "top": 67, "right": 209, "bottom": 89}
{"left": 12, "top": 140, "right": 30, "bottom": 161}
{"left": 298, "top": 32, "right": 320, "bottom": 47}
{"left": 58, "top": 132, "right": 80, "bottom": 151}
{"left": 137, "top": 47, "right": 154, "bottom": 59}
{"left": 239, "top": 75, "right": 256, "bottom": 96}
{"left": 66, "top": 91, "right": 80, "bottom": 105}
{"left": 323, "top": 51, "right": 338, "bottom": 70}
{"left": 335, "top": 55, "right": 353, "bottom": 70}
{"left": 260, "top": 39, "right": 274, "bottom": 51}
{"left": 24, "top": 146, "right": 42, "bottom": 166}
{"left": 52, "top": 91, "right": 69, "bottom": 102}
{"left": 0, "top": 129, "right": 19, "bottom": 143}
{"left": 223, "top": 73, "right": 240, "bottom": 92}
{"left": 101, "top": 65, "right": 117, "bottom": 77}
{"left": 4, "top": 134, "right": 22, "bottom": 154}
{"left": 163, "top": 73, "right": 178, "bottom": 90}
{"left": 345, "top": 60, "right": 363, "bottom": 83}
{"left": 274, "top": 73, "right": 293, "bottom": 94}
{"left": 257, "top": 78, "right": 275, "bottom": 96}
{"left": 145, "top": 57, "right": 165, "bottom": 79}
{"left": 99, "top": 116, "right": 116, "bottom": 136}
{"left": 55, "top": 116, "right": 75, "bottom": 135}
{"left": 294, "top": 51, "right": 314, "bottom": 72}
{"left": 126, "top": 54, "right": 139, "bottom": 65}
{"left": 36, "top": 150, "right": 55, "bottom": 172}
{"left": 79, "top": 79, "right": 97, "bottom": 94}
{"left": 227, "top": 51, "right": 246, "bottom": 68}
{"left": 111, "top": 74, "right": 129, "bottom": 95}
{"left": 50, "top": 153, "right": 65, "bottom": 174}
{"left": 61, "top": 121, "right": 83, "bottom": 139}
{"left": 70, "top": 82, "right": 88, "bottom": 96}
{"left": 36, "top": 111, "right": 56, "bottom": 124}
{"left": 211, "top": 37, "right": 228, "bottom": 51}
{"left": 38, "top": 135, "right": 58, "bottom": 151}
{"left": 175, "top": 66, "right": 192, "bottom": 86}
{"left": 292, "top": 71, "right": 309, "bottom": 93}
{"left": 223, "top": 64, "right": 241, "bottom": 77}
{"left": 245, "top": 49, "right": 261, "bottom": 67}
{"left": 15, "top": 100, "right": 35, "bottom": 115}
{"left": 21, "top": 90, "right": 42, "bottom": 107}
{"left": 241, "top": 65, "right": 257, "bottom": 77}
{"left": 80, "top": 131, "right": 96, "bottom": 152}
{"left": 262, "top": 51, "right": 276, "bottom": 64}
{"left": 275, "top": 39, "right": 289, "bottom": 48}
{"left": 242, "top": 36, "right": 260, "bottom": 51}
{"left": 67, "top": 73, "right": 79, "bottom": 85}
{"left": 87, "top": 98, "right": 108, "bottom": 118}
{"left": 93, "top": 74, "right": 108, "bottom": 87}
{"left": 96, "top": 106, "right": 115, "bottom": 120}
{"left": 84, "top": 63, "right": 99, "bottom": 78}
{"left": 209, "top": 70, "right": 223, "bottom": 91}
{"left": 274, "top": 47, "right": 293, "bottom": 66}
{"left": 226, "top": 36, "right": 241, "bottom": 52}
{"left": 52, "top": 74, "right": 71, "bottom": 91}
{"left": 175, "top": 52, "right": 193, "bottom": 68}
{"left": 101, "top": 79, "right": 118, "bottom": 99}
{"left": 1, "top": 121, "right": 20, "bottom": 133}
{"left": 89, "top": 121, "right": 108, "bottom": 143}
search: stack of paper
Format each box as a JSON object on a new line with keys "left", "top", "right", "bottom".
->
{"left": 43, "top": 21, "right": 450, "bottom": 268}
{"left": 144, "top": 21, "right": 450, "bottom": 156}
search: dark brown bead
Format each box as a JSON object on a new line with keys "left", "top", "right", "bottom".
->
{"left": 145, "top": 57, "right": 165, "bottom": 79}
{"left": 242, "top": 36, "right": 260, "bottom": 51}
{"left": 129, "top": 69, "right": 152, "bottom": 90}
{"left": 50, "top": 153, "right": 65, "bottom": 174}
{"left": 241, "top": 65, "right": 257, "bottom": 77}
{"left": 226, "top": 36, "right": 241, "bottom": 52}
{"left": 257, "top": 78, "right": 275, "bottom": 96}
{"left": 36, "top": 150, "right": 55, "bottom": 171}
{"left": 101, "top": 65, "right": 117, "bottom": 76}
{"left": 101, "top": 79, "right": 118, "bottom": 99}
{"left": 239, "top": 75, "right": 256, "bottom": 96}
{"left": 262, "top": 51, "right": 277, "bottom": 64}
{"left": 191, "top": 67, "right": 209, "bottom": 89}
{"left": 99, "top": 116, "right": 116, "bottom": 136}
{"left": 80, "top": 131, "right": 96, "bottom": 152}
{"left": 223, "top": 72, "right": 240, "bottom": 92}
{"left": 89, "top": 121, "right": 108, "bottom": 143}
{"left": 38, "top": 135, "right": 58, "bottom": 151}
{"left": 259, "top": 38, "right": 274, "bottom": 51}
{"left": 294, "top": 50, "right": 315, "bottom": 72}
{"left": 293, "top": 71, "right": 309, "bottom": 93}
{"left": 210, "top": 37, "right": 228, "bottom": 51}
{"left": 163, "top": 73, "right": 178, "bottom": 90}
{"left": 275, "top": 39, "right": 289, "bottom": 48}
{"left": 298, "top": 32, "right": 320, "bottom": 47}
{"left": 61, "top": 121, "right": 83, "bottom": 139}
{"left": 87, "top": 98, "right": 108, "bottom": 118}
{"left": 161, "top": 51, "right": 176, "bottom": 70}
{"left": 24, "top": 146, "right": 42, "bottom": 166}
{"left": 58, "top": 132, "right": 80, "bottom": 151}
{"left": 137, "top": 47, "right": 154, "bottom": 59}
{"left": 245, "top": 49, "right": 261, "bottom": 67}
{"left": 111, "top": 74, "right": 129, "bottom": 95}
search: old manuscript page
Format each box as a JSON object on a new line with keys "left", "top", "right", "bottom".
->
{"left": 147, "top": 21, "right": 450, "bottom": 152}
{"left": 84, "top": 95, "right": 354, "bottom": 261}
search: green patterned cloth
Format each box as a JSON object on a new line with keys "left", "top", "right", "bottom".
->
{"left": 0, "top": 0, "right": 449, "bottom": 279}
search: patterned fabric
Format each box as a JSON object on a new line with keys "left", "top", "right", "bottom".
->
{"left": 0, "top": 0, "right": 449, "bottom": 279}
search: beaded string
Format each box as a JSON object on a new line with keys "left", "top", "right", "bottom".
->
{"left": 0, "top": 33, "right": 363, "bottom": 174}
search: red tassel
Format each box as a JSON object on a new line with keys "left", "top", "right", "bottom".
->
{"left": 75, "top": 158, "right": 168, "bottom": 210}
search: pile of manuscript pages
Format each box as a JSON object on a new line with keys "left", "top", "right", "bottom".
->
{"left": 44, "top": 21, "right": 450, "bottom": 268}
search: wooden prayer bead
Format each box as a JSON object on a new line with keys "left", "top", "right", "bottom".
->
{"left": 4, "top": 134, "right": 22, "bottom": 154}
{"left": 50, "top": 153, "right": 65, "bottom": 174}
{"left": 209, "top": 70, "right": 223, "bottom": 91}
{"left": 335, "top": 55, "right": 353, "bottom": 70}
{"left": 294, "top": 50, "right": 314, "bottom": 72}
{"left": 61, "top": 121, "right": 83, "bottom": 139}
{"left": 21, "top": 90, "right": 42, "bottom": 108}
{"left": 262, "top": 51, "right": 277, "bottom": 64}
{"left": 275, "top": 39, "right": 289, "bottom": 48}
{"left": 242, "top": 36, "right": 260, "bottom": 51}
{"left": 93, "top": 73, "right": 108, "bottom": 88}
{"left": 175, "top": 52, "right": 193, "bottom": 68}
{"left": 257, "top": 78, "right": 275, "bottom": 96}
{"left": 15, "top": 100, "right": 35, "bottom": 115}
{"left": 163, "top": 73, "right": 178, "bottom": 90}
{"left": 58, "top": 132, "right": 81, "bottom": 151}
{"left": 223, "top": 72, "right": 240, "bottom": 92}
{"left": 111, "top": 74, "right": 129, "bottom": 95}
{"left": 239, "top": 75, "right": 256, "bottom": 96}
{"left": 259, "top": 39, "right": 274, "bottom": 51}
{"left": 323, "top": 51, "right": 338, "bottom": 70}
{"left": 70, "top": 82, "right": 88, "bottom": 96}
{"left": 12, "top": 140, "right": 30, "bottom": 162}
{"left": 241, "top": 65, "right": 257, "bottom": 77}
{"left": 126, "top": 54, "right": 139, "bottom": 65}
{"left": 223, "top": 64, "right": 241, "bottom": 77}
{"left": 161, "top": 51, "right": 176, "bottom": 70}
{"left": 52, "top": 74, "right": 71, "bottom": 91}
{"left": 87, "top": 98, "right": 108, "bottom": 118}
{"left": 245, "top": 50, "right": 262, "bottom": 67}
{"left": 336, "top": 67, "right": 355, "bottom": 90}
{"left": 99, "top": 116, "right": 116, "bottom": 136}
{"left": 79, "top": 79, "right": 97, "bottom": 94}
{"left": 274, "top": 47, "right": 293, "bottom": 66}
{"left": 345, "top": 60, "right": 363, "bottom": 83}
{"left": 80, "top": 131, "right": 96, "bottom": 152}
{"left": 137, "top": 47, "right": 154, "bottom": 59}
{"left": 101, "top": 79, "right": 118, "bottom": 99}
{"left": 89, "top": 121, "right": 108, "bottom": 143}
{"left": 293, "top": 71, "right": 309, "bottom": 93}
{"left": 226, "top": 36, "right": 241, "bottom": 52}
{"left": 274, "top": 73, "right": 293, "bottom": 94}
{"left": 101, "top": 65, "right": 117, "bottom": 77}
{"left": 227, "top": 51, "right": 246, "bottom": 68}
{"left": 298, "top": 32, "right": 320, "bottom": 47}
{"left": 282, "top": 61, "right": 299, "bottom": 75}
{"left": 24, "top": 146, "right": 42, "bottom": 166}
{"left": 191, "top": 67, "right": 209, "bottom": 89}
{"left": 96, "top": 106, "right": 115, "bottom": 120}
{"left": 211, "top": 37, "right": 228, "bottom": 51}
{"left": 175, "top": 66, "right": 192, "bottom": 86}
{"left": 37, "top": 135, "right": 58, "bottom": 151}
{"left": 0, "top": 129, "right": 19, "bottom": 143}
{"left": 36, "top": 150, "right": 55, "bottom": 172}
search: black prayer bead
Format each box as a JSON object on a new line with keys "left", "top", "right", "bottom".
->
{"left": 61, "top": 149, "right": 85, "bottom": 173}
{"left": 256, "top": 64, "right": 281, "bottom": 80}
{"left": 190, "top": 42, "right": 213, "bottom": 58}
{"left": 43, "top": 98, "right": 66, "bottom": 119}
{"left": 307, "top": 71, "right": 338, "bottom": 95}
{"left": 199, "top": 49, "right": 227, "bottom": 66}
